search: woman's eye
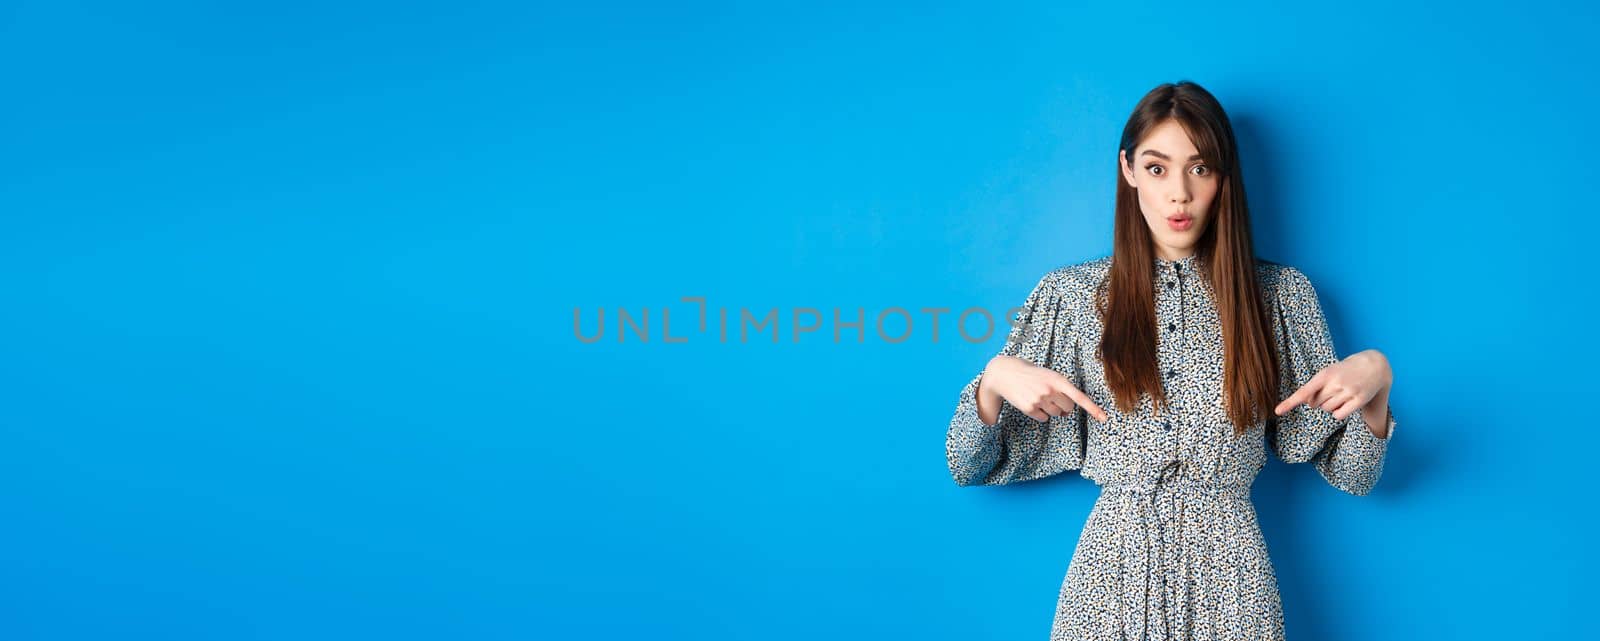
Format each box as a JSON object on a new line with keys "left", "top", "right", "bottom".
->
{"left": 1191, "top": 164, "right": 1210, "bottom": 176}
{"left": 1145, "top": 164, "right": 1164, "bottom": 176}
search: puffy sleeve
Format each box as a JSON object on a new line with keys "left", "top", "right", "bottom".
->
{"left": 945, "top": 270, "right": 1087, "bottom": 486}
{"left": 1268, "top": 266, "right": 1397, "bottom": 496}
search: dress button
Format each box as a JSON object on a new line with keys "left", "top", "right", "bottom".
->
{"left": 1167, "top": 322, "right": 1176, "bottom": 332}
{"left": 1166, "top": 369, "right": 1176, "bottom": 377}
{"left": 1166, "top": 281, "right": 1174, "bottom": 289}
{"left": 1162, "top": 419, "right": 1172, "bottom": 431}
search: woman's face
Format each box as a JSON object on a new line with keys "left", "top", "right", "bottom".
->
{"left": 1119, "top": 119, "right": 1220, "bottom": 261}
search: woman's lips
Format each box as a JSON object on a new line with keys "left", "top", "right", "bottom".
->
{"left": 1167, "top": 215, "right": 1193, "bottom": 231}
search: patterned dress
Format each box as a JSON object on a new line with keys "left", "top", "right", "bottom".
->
{"left": 945, "top": 253, "right": 1396, "bottom": 641}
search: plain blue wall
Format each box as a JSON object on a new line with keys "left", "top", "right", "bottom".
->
{"left": 2, "top": 1, "right": 1594, "bottom": 639}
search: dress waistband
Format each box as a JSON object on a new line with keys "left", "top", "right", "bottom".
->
{"left": 1100, "top": 477, "right": 1251, "bottom": 497}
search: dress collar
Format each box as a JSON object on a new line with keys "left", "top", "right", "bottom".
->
{"left": 1153, "top": 252, "right": 1201, "bottom": 274}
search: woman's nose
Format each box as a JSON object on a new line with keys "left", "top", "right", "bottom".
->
{"left": 1172, "top": 181, "right": 1193, "bottom": 202}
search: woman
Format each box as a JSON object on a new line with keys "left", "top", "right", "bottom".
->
{"left": 944, "top": 81, "right": 1397, "bottom": 641}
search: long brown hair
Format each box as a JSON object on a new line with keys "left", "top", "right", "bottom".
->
{"left": 1097, "top": 81, "right": 1278, "bottom": 436}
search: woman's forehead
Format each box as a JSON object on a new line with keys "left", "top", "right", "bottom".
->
{"left": 1138, "top": 121, "right": 1201, "bottom": 156}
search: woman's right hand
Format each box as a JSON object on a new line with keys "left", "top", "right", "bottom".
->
{"left": 976, "top": 355, "right": 1108, "bottom": 425}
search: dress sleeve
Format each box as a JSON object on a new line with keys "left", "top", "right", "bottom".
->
{"left": 945, "top": 270, "right": 1087, "bottom": 486}
{"left": 1268, "top": 266, "right": 1397, "bottom": 496}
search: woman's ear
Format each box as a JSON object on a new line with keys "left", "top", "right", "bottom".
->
{"left": 1119, "top": 150, "right": 1137, "bottom": 189}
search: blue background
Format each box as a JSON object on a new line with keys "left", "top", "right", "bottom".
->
{"left": 3, "top": 1, "right": 1593, "bottom": 639}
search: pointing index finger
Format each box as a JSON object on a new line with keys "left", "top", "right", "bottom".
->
{"left": 1275, "top": 378, "right": 1321, "bottom": 415}
{"left": 1052, "top": 375, "right": 1107, "bottom": 422}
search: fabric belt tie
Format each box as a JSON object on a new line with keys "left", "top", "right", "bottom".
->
{"left": 1101, "top": 462, "right": 1251, "bottom": 641}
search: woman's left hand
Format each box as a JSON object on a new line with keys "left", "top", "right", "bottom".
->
{"left": 1274, "top": 349, "right": 1393, "bottom": 421}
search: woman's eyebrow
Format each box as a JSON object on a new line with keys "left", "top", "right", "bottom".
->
{"left": 1139, "top": 150, "right": 1204, "bottom": 161}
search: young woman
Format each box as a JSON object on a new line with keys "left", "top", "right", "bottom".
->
{"left": 944, "top": 81, "right": 1397, "bottom": 641}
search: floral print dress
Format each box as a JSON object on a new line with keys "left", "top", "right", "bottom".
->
{"left": 945, "top": 253, "right": 1396, "bottom": 641}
